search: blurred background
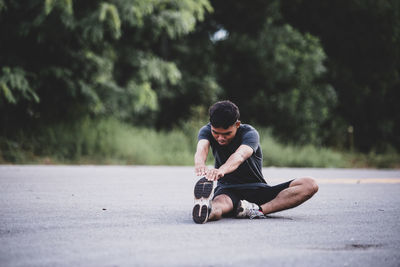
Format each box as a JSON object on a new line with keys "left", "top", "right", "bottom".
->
{"left": 0, "top": 0, "right": 399, "bottom": 168}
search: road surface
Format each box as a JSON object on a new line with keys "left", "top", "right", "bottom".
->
{"left": 1, "top": 166, "right": 399, "bottom": 266}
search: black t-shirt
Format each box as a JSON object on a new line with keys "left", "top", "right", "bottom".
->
{"left": 198, "top": 123, "right": 266, "bottom": 185}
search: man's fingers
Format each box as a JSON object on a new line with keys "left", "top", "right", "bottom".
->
{"left": 205, "top": 170, "right": 213, "bottom": 181}
{"left": 205, "top": 169, "right": 220, "bottom": 181}
{"left": 195, "top": 166, "right": 208, "bottom": 177}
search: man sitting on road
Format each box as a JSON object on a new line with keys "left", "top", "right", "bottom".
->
{"left": 192, "top": 100, "right": 319, "bottom": 224}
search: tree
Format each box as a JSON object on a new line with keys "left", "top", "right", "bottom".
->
{"left": 210, "top": 0, "right": 336, "bottom": 144}
{"left": 0, "top": 0, "right": 215, "bottom": 133}
{"left": 280, "top": 0, "right": 400, "bottom": 151}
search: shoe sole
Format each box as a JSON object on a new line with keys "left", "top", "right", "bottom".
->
{"left": 192, "top": 177, "right": 214, "bottom": 224}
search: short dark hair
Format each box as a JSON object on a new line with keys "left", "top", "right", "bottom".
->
{"left": 209, "top": 100, "right": 240, "bottom": 129}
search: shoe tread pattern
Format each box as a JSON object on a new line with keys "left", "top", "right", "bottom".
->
{"left": 192, "top": 177, "right": 214, "bottom": 224}
{"left": 192, "top": 204, "right": 209, "bottom": 224}
{"left": 194, "top": 177, "right": 213, "bottom": 199}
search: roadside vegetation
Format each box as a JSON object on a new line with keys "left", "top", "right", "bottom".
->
{"left": 1, "top": 118, "right": 398, "bottom": 168}
{"left": 1, "top": 1, "right": 399, "bottom": 168}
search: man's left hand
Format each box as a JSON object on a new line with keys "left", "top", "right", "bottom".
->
{"left": 206, "top": 168, "right": 225, "bottom": 181}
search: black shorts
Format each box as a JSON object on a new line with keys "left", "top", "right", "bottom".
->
{"left": 213, "top": 180, "right": 294, "bottom": 212}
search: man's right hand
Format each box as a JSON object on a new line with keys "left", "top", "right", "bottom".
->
{"left": 195, "top": 164, "right": 208, "bottom": 177}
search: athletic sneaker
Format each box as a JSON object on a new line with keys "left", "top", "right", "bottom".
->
{"left": 192, "top": 177, "right": 215, "bottom": 224}
{"left": 236, "top": 200, "right": 266, "bottom": 219}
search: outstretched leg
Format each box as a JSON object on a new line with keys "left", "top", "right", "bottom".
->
{"left": 192, "top": 178, "right": 215, "bottom": 224}
{"left": 208, "top": 194, "right": 234, "bottom": 221}
{"left": 260, "top": 177, "right": 318, "bottom": 215}
{"left": 192, "top": 178, "right": 234, "bottom": 223}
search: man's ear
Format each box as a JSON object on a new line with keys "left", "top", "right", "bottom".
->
{"left": 235, "top": 121, "right": 241, "bottom": 128}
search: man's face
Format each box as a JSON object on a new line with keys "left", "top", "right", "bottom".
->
{"left": 211, "top": 121, "right": 240, "bottom": 146}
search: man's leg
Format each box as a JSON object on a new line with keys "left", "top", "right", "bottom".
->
{"left": 260, "top": 177, "right": 318, "bottom": 215}
{"left": 193, "top": 178, "right": 237, "bottom": 223}
{"left": 209, "top": 194, "right": 234, "bottom": 221}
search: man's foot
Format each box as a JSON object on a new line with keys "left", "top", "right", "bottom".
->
{"left": 235, "top": 200, "right": 266, "bottom": 219}
{"left": 192, "top": 177, "right": 215, "bottom": 224}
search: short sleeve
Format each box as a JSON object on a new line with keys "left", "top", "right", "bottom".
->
{"left": 198, "top": 124, "right": 212, "bottom": 141}
{"left": 242, "top": 128, "right": 260, "bottom": 152}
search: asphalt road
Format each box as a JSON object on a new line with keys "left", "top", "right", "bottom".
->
{"left": 1, "top": 166, "right": 399, "bottom": 267}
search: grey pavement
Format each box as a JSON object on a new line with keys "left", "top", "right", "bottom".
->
{"left": 0, "top": 166, "right": 399, "bottom": 267}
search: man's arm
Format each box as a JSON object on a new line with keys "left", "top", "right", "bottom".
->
{"left": 194, "top": 139, "right": 210, "bottom": 176}
{"left": 206, "top": 144, "right": 253, "bottom": 181}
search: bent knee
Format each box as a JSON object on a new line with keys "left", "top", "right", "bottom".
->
{"left": 297, "top": 176, "right": 319, "bottom": 197}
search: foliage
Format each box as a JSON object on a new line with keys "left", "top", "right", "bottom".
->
{"left": 258, "top": 128, "right": 346, "bottom": 168}
{"left": 1, "top": 117, "right": 398, "bottom": 168}
{"left": 0, "top": 0, "right": 215, "bottom": 132}
{"left": 0, "top": 0, "right": 399, "bottom": 159}
{"left": 0, "top": 67, "right": 39, "bottom": 104}
{"left": 210, "top": 1, "right": 336, "bottom": 144}
{"left": 0, "top": 118, "right": 345, "bottom": 167}
{"left": 0, "top": 118, "right": 196, "bottom": 165}
{"left": 280, "top": 0, "right": 400, "bottom": 152}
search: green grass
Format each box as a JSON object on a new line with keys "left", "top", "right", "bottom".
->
{"left": 0, "top": 118, "right": 195, "bottom": 165}
{"left": 258, "top": 129, "right": 347, "bottom": 168}
{"left": 0, "top": 118, "right": 399, "bottom": 168}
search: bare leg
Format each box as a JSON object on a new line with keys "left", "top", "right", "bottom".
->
{"left": 260, "top": 177, "right": 318, "bottom": 215}
{"left": 208, "top": 194, "right": 234, "bottom": 221}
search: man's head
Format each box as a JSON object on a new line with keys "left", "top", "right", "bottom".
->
{"left": 209, "top": 100, "right": 241, "bottom": 145}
